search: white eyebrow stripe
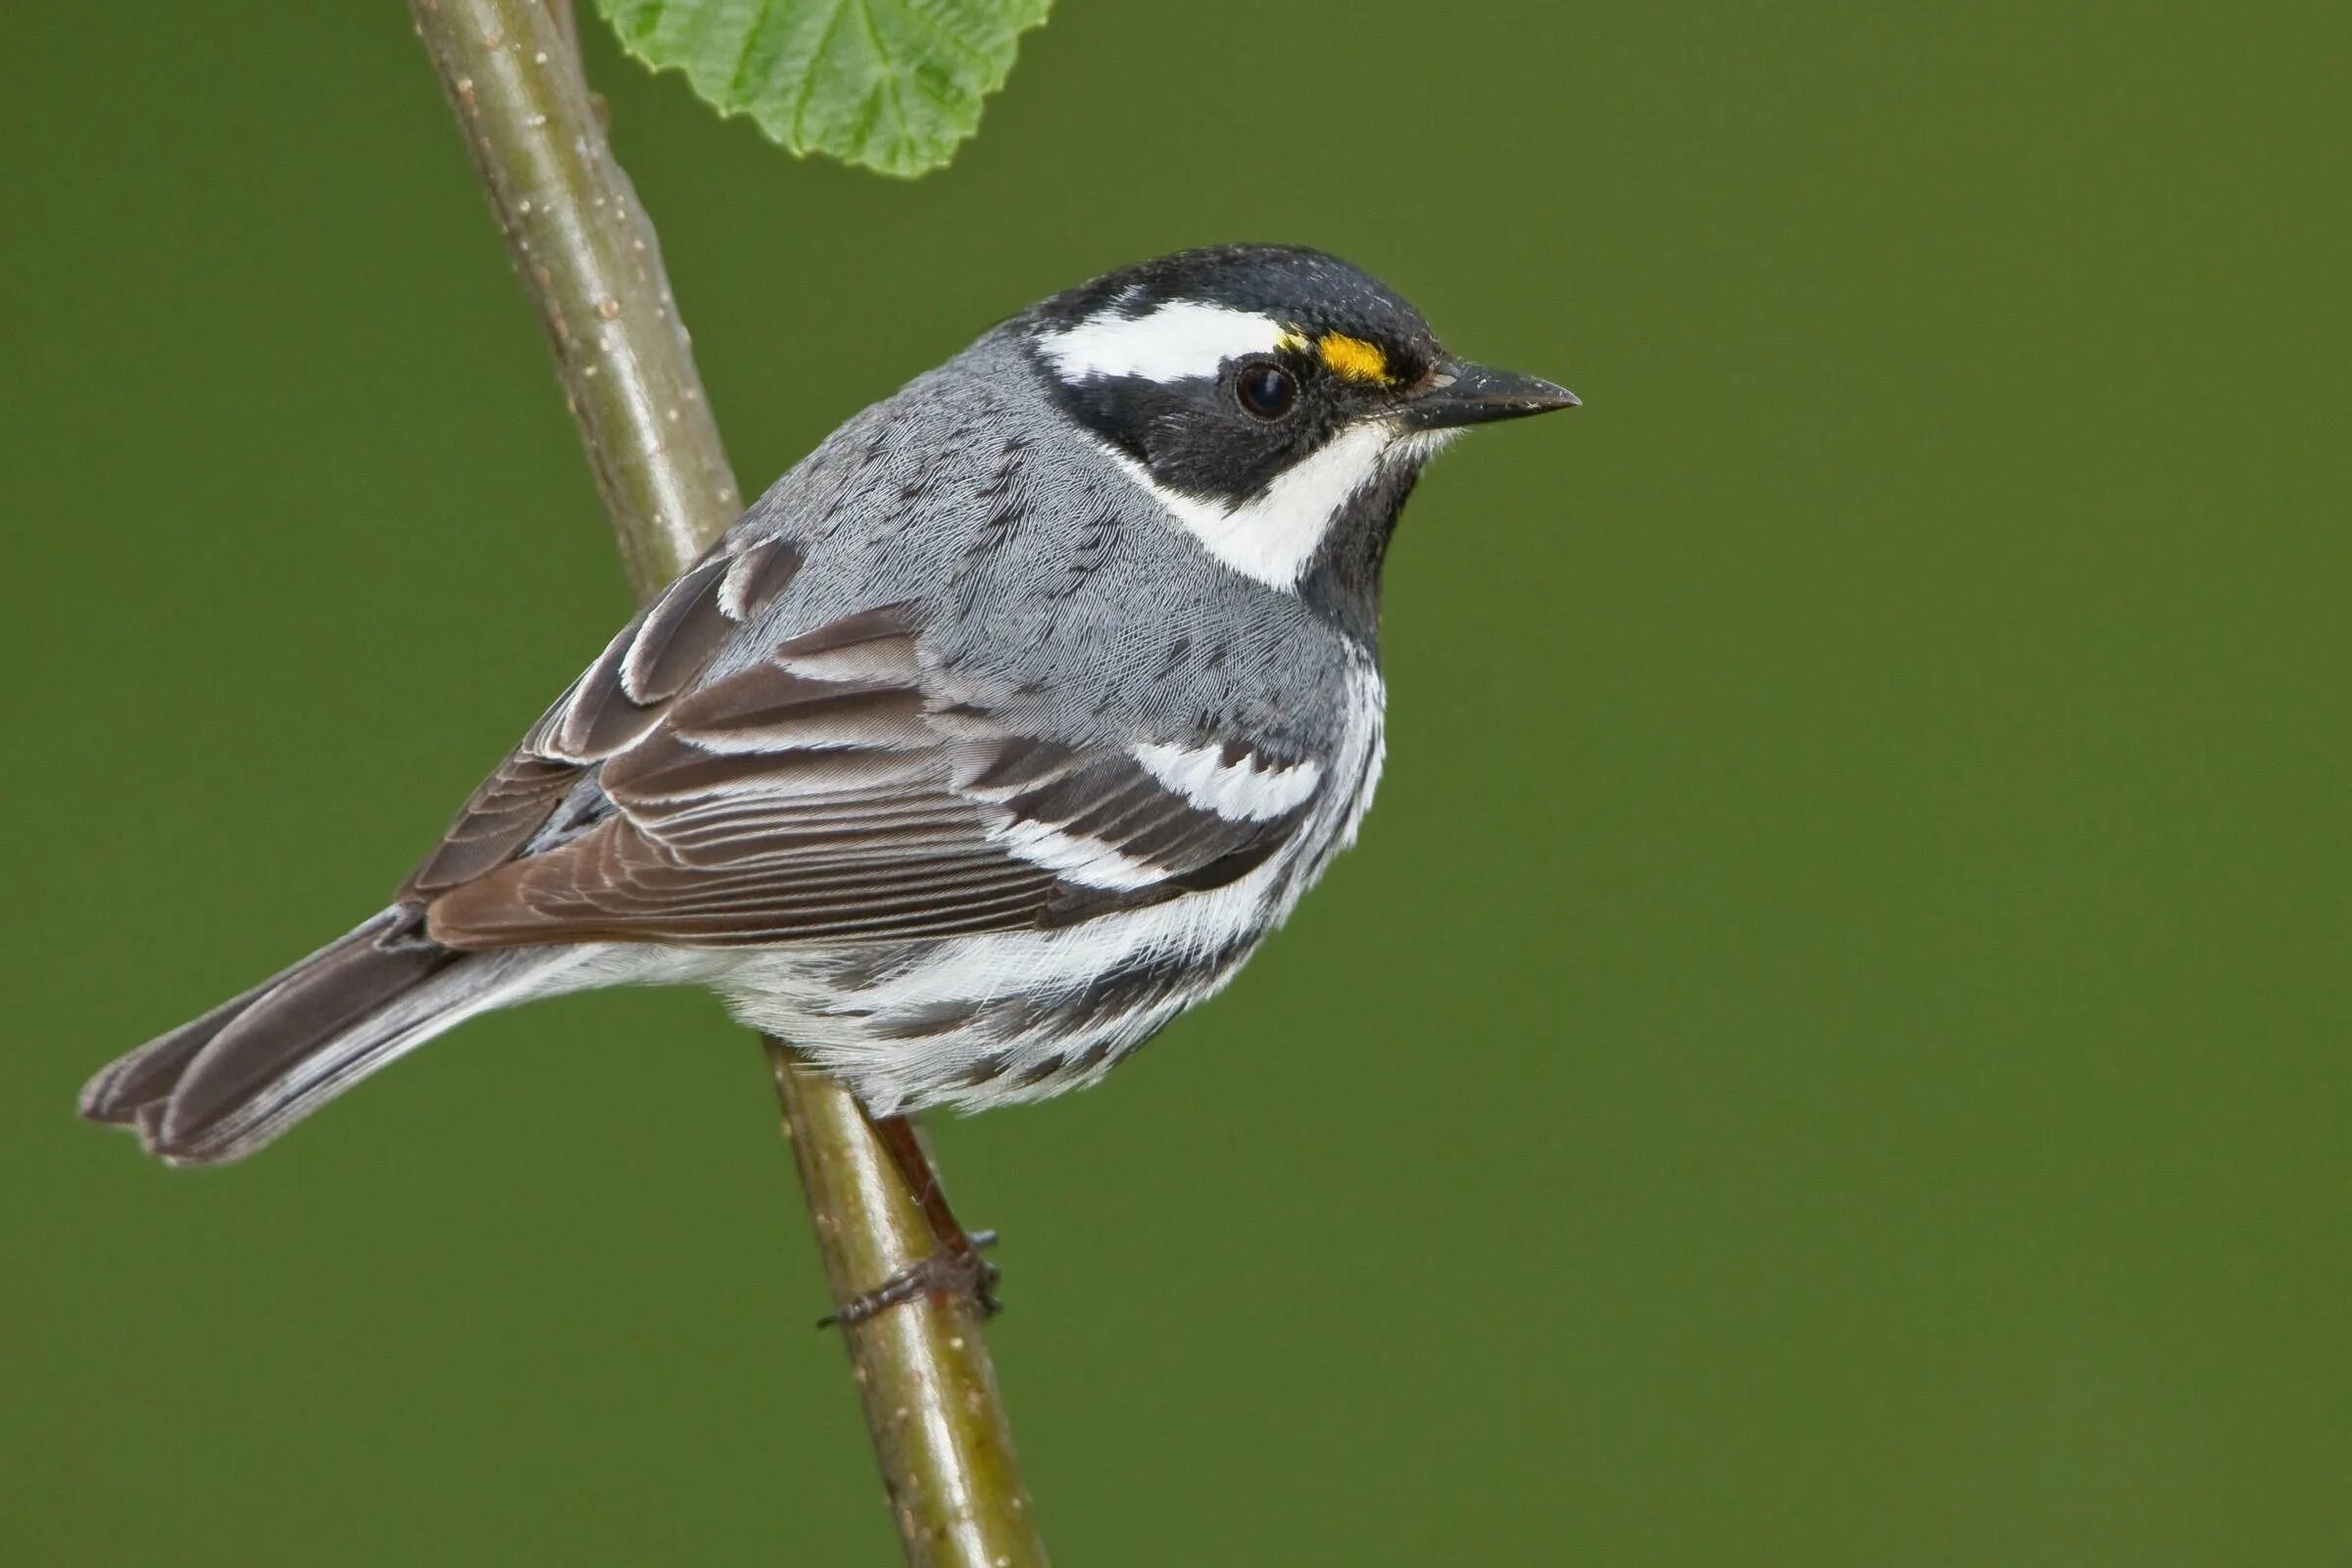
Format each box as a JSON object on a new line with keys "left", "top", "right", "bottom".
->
{"left": 1038, "top": 302, "right": 1291, "bottom": 385}
{"left": 1133, "top": 743, "right": 1324, "bottom": 821}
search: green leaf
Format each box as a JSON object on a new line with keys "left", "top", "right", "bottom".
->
{"left": 595, "top": 0, "right": 1052, "bottom": 178}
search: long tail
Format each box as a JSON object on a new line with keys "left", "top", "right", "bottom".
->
{"left": 80, "top": 908, "right": 570, "bottom": 1165}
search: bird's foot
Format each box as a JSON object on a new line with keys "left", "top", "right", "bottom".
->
{"left": 819, "top": 1229, "right": 1001, "bottom": 1328}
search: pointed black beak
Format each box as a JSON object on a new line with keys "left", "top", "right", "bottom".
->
{"left": 1402, "top": 360, "right": 1581, "bottom": 430}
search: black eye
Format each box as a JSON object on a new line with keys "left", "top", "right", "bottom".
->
{"left": 1235, "top": 361, "right": 1297, "bottom": 418}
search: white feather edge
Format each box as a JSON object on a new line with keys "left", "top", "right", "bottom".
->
{"left": 990, "top": 817, "right": 1167, "bottom": 891}
{"left": 1131, "top": 741, "right": 1323, "bottom": 821}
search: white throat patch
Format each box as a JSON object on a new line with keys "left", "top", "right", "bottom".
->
{"left": 1039, "top": 301, "right": 1291, "bottom": 385}
{"left": 1107, "top": 422, "right": 1398, "bottom": 591}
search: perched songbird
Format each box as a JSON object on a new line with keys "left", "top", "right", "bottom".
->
{"left": 81, "top": 245, "right": 1575, "bottom": 1311}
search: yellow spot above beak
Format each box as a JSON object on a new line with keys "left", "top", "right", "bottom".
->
{"left": 1316, "top": 333, "right": 1392, "bottom": 385}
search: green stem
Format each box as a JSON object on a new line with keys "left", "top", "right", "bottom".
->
{"left": 772, "top": 1055, "right": 1046, "bottom": 1561}
{"left": 407, "top": 3, "right": 1047, "bottom": 1562}
{"left": 410, "top": 0, "right": 736, "bottom": 582}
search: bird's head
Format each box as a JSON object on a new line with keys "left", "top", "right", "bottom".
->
{"left": 1022, "top": 244, "right": 1576, "bottom": 597}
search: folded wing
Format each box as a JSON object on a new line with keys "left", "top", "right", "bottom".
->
{"left": 411, "top": 539, "right": 1317, "bottom": 950}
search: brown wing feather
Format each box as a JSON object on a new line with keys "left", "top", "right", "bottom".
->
{"left": 401, "top": 753, "right": 583, "bottom": 899}
{"left": 414, "top": 582, "right": 1316, "bottom": 952}
{"left": 402, "top": 538, "right": 804, "bottom": 903}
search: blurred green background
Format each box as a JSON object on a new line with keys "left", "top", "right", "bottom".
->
{"left": 3, "top": 1, "right": 2345, "bottom": 1562}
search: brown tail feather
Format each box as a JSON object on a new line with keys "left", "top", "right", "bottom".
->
{"left": 80, "top": 974, "right": 288, "bottom": 1128}
{"left": 80, "top": 909, "right": 558, "bottom": 1165}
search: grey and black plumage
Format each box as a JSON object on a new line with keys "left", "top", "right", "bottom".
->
{"left": 81, "top": 245, "right": 1576, "bottom": 1165}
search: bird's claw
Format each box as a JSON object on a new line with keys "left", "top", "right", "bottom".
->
{"left": 819, "top": 1229, "right": 1002, "bottom": 1328}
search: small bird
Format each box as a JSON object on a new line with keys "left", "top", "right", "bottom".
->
{"left": 81, "top": 245, "right": 1575, "bottom": 1314}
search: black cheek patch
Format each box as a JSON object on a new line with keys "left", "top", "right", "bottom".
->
{"left": 1047, "top": 367, "right": 1334, "bottom": 507}
{"left": 1140, "top": 393, "right": 1329, "bottom": 503}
